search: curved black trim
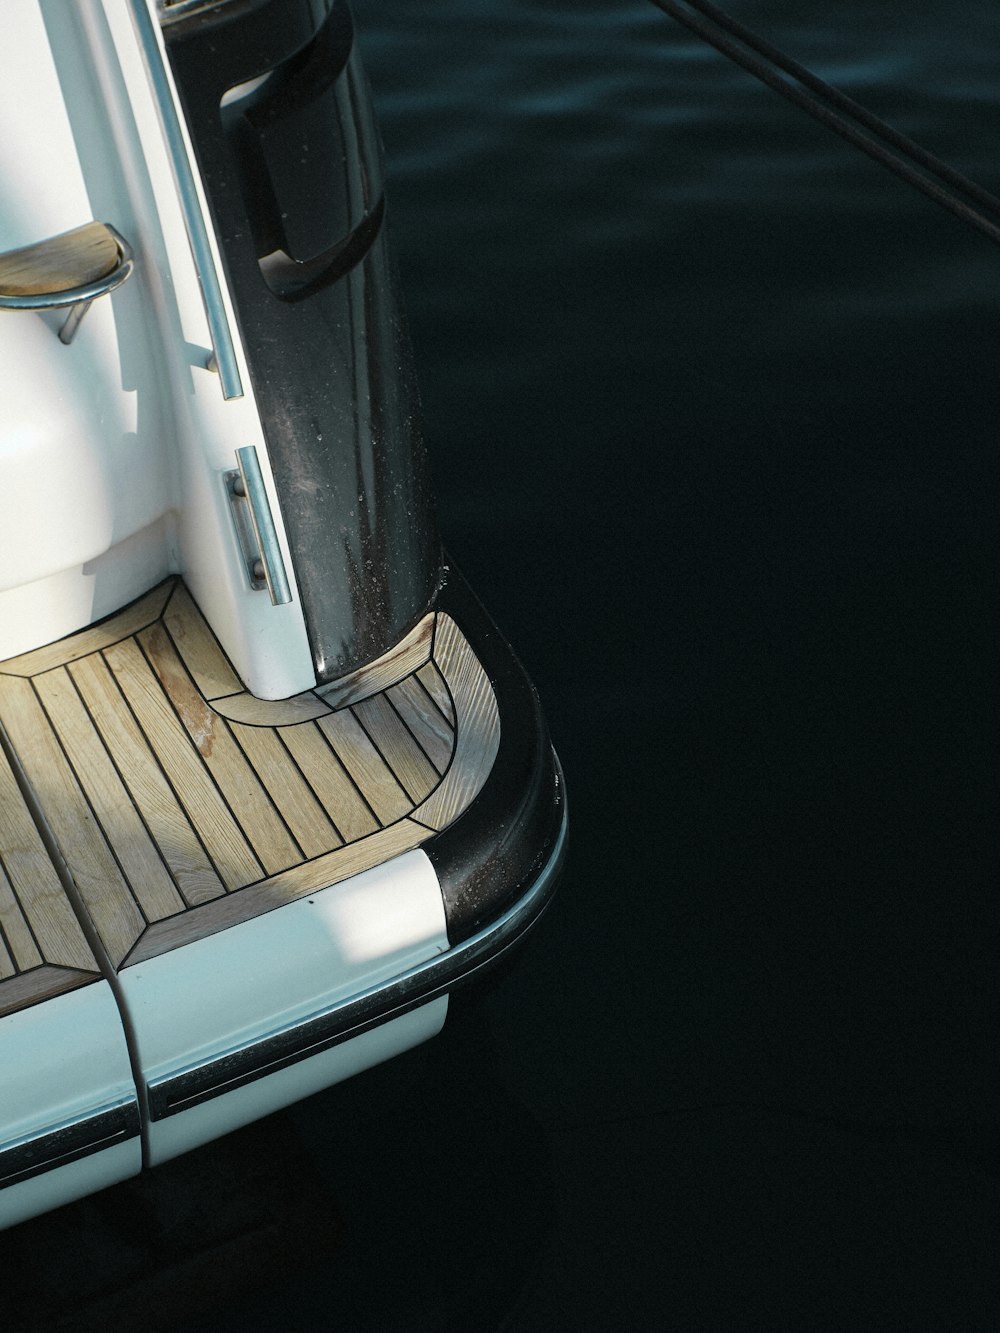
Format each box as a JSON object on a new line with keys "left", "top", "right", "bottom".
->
{"left": 146, "top": 804, "right": 565, "bottom": 1119}
{"left": 140, "top": 564, "right": 566, "bottom": 1120}
{"left": 258, "top": 195, "right": 385, "bottom": 302}
{"left": 426, "top": 565, "right": 568, "bottom": 944}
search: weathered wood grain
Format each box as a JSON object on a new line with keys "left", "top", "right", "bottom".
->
{"left": 34, "top": 667, "right": 185, "bottom": 924}
{"left": 413, "top": 615, "right": 500, "bottom": 830}
{"left": 351, "top": 692, "right": 440, "bottom": 802}
{"left": 317, "top": 614, "right": 435, "bottom": 709}
{"left": 0, "top": 929, "right": 14, "bottom": 981}
{"left": 229, "top": 723, "right": 342, "bottom": 859}
{"left": 104, "top": 637, "right": 263, "bottom": 891}
{"left": 0, "top": 579, "right": 501, "bottom": 978}
{"left": 1, "top": 711, "right": 101, "bottom": 974}
{"left": 125, "top": 821, "right": 430, "bottom": 965}
{"left": 416, "top": 659, "right": 455, "bottom": 727}
{"left": 211, "top": 690, "right": 330, "bottom": 725}
{"left": 386, "top": 675, "right": 454, "bottom": 775}
{"left": 0, "top": 856, "right": 43, "bottom": 973}
{"left": 0, "top": 967, "right": 97, "bottom": 1020}
{"left": 318, "top": 710, "right": 412, "bottom": 825}
{"left": 0, "top": 221, "right": 118, "bottom": 297}
{"left": 0, "top": 581, "right": 173, "bottom": 677}
{"left": 163, "top": 583, "right": 243, "bottom": 700}
{"left": 0, "top": 676, "right": 143, "bottom": 968}
{"left": 281, "top": 722, "right": 378, "bottom": 843}
{"left": 68, "top": 653, "right": 225, "bottom": 908}
{"left": 138, "top": 623, "right": 300, "bottom": 876}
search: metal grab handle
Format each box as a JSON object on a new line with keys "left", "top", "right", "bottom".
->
{"left": 0, "top": 222, "right": 134, "bottom": 344}
{"left": 225, "top": 446, "right": 292, "bottom": 606}
{"left": 129, "top": 0, "right": 244, "bottom": 399}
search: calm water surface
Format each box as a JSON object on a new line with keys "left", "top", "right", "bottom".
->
{"left": 356, "top": 0, "right": 998, "bottom": 749}
{"left": 351, "top": 4, "right": 997, "bottom": 1322}
{"left": 344, "top": 5, "right": 996, "bottom": 1324}
{"left": 356, "top": 0, "right": 998, "bottom": 1027}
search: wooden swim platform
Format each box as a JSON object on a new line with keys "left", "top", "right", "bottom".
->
{"left": 0, "top": 580, "right": 500, "bottom": 1017}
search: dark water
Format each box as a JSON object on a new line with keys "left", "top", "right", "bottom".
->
{"left": 10, "top": 3, "right": 997, "bottom": 1327}
{"left": 350, "top": 4, "right": 997, "bottom": 1325}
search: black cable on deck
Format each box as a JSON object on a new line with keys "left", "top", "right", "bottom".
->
{"left": 651, "top": 0, "right": 1000, "bottom": 249}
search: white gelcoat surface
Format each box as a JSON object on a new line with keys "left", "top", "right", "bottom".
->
{"left": 0, "top": 0, "right": 316, "bottom": 697}
{"left": 149, "top": 1001, "right": 447, "bottom": 1166}
{"left": 119, "top": 849, "right": 450, "bottom": 1164}
{"left": 0, "top": 1141, "right": 138, "bottom": 1233}
{"left": 0, "top": 2, "right": 174, "bottom": 656}
{"left": 0, "top": 519, "right": 173, "bottom": 662}
{"left": 0, "top": 982, "right": 141, "bottom": 1230}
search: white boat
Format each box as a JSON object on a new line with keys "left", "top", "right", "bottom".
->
{"left": 0, "top": 0, "right": 565, "bottom": 1229}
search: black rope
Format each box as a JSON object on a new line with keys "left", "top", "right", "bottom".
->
{"left": 650, "top": 0, "right": 1000, "bottom": 249}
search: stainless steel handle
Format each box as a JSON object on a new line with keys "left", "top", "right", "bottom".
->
{"left": 128, "top": 0, "right": 244, "bottom": 400}
{"left": 226, "top": 446, "right": 292, "bottom": 606}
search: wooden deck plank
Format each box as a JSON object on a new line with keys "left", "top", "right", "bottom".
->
{"left": 0, "top": 925, "right": 15, "bottom": 981}
{"left": 0, "top": 966, "right": 97, "bottom": 1020}
{"left": 103, "top": 638, "right": 263, "bottom": 892}
{"left": 163, "top": 583, "right": 244, "bottom": 701}
{"left": 34, "top": 667, "right": 185, "bottom": 924}
{"left": 416, "top": 659, "right": 455, "bottom": 727}
{"left": 280, "top": 722, "right": 378, "bottom": 843}
{"left": 126, "top": 821, "right": 430, "bottom": 965}
{"left": 243, "top": 820, "right": 429, "bottom": 911}
{"left": 138, "top": 623, "right": 301, "bottom": 876}
{"left": 69, "top": 653, "right": 225, "bottom": 908}
{"left": 0, "top": 855, "right": 43, "bottom": 972}
{"left": 415, "top": 615, "right": 500, "bottom": 831}
{"left": 387, "top": 675, "right": 454, "bottom": 775}
{"left": 351, "top": 693, "right": 440, "bottom": 802}
{"left": 318, "top": 710, "right": 413, "bottom": 826}
{"left": 317, "top": 613, "right": 435, "bottom": 709}
{"left": 0, "top": 580, "right": 503, "bottom": 974}
{"left": 229, "top": 723, "right": 343, "bottom": 860}
{"left": 0, "top": 581, "right": 173, "bottom": 677}
{"left": 0, "top": 731, "right": 97, "bottom": 972}
{"left": 0, "top": 676, "right": 143, "bottom": 968}
{"left": 211, "top": 691, "right": 330, "bottom": 726}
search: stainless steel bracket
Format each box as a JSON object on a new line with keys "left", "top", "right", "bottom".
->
{"left": 0, "top": 223, "right": 134, "bottom": 344}
{"left": 225, "top": 446, "right": 292, "bottom": 605}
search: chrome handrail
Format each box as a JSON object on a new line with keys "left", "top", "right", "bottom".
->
{"left": 128, "top": 0, "right": 244, "bottom": 400}
{"left": 231, "top": 445, "right": 293, "bottom": 606}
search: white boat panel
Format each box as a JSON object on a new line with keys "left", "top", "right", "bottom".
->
{"left": 0, "top": 1140, "right": 138, "bottom": 1234}
{"left": 0, "top": 2, "right": 173, "bottom": 657}
{"left": 0, "top": 518, "right": 175, "bottom": 664}
{"left": 99, "top": 0, "right": 315, "bottom": 699}
{"left": 119, "top": 848, "right": 449, "bottom": 1163}
{"left": 148, "top": 1004, "right": 448, "bottom": 1167}
{"left": 0, "top": 982, "right": 141, "bottom": 1230}
{"left": 0, "top": 0, "right": 315, "bottom": 698}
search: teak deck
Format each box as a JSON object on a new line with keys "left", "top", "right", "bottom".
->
{"left": 0, "top": 581, "right": 500, "bottom": 1017}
